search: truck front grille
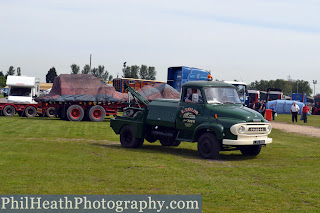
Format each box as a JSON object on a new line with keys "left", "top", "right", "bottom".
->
{"left": 248, "top": 127, "right": 266, "bottom": 132}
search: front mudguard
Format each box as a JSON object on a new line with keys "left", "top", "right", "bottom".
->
{"left": 193, "top": 122, "right": 224, "bottom": 141}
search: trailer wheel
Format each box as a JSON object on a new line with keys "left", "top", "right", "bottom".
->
{"left": 24, "top": 106, "right": 37, "bottom": 117}
{"left": 198, "top": 132, "right": 220, "bottom": 159}
{"left": 89, "top": 105, "right": 106, "bottom": 122}
{"left": 3, "top": 105, "right": 16, "bottom": 116}
{"left": 67, "top": 105, "right": 84, "bottom": 121}
{"left": 120, "top": 125, "right": 144, "bottom": 148}
{"left": 46, "top": 107, "right": 57, "bottom": 118}
{"left": 240, "top": 145, "right": 262, "bottom": 156}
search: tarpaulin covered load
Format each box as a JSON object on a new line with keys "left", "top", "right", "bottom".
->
{"left": 37, "top": 75, "right": 179, "bottom": 103}
{"left": 37, "top": 74, "right": 128, "bottom": 102}
{"left": 137, "top": 83, "right": 180, "bottom": 100}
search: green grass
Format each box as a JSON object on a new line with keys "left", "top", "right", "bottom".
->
{"left": 0, "top": 116, "right": 320, "bottom": 212}
{"left": 272, "top": 113, "right": 320, "bottom": 128}
{"left": 0, "top": 93, "right": 4, "bottom": 98}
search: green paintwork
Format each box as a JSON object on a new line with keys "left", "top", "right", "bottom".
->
{"left": 111, "top": 81, "right": 268, "bottom": 142}
{"left": 146, "top": 99, "right": 179, "bottom": 128}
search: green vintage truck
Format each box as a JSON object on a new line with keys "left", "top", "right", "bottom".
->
{"left": 110, "top": 81, "right": 272, "bottom": 159}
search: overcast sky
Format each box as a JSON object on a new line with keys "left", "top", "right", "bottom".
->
{"left": 1, "top": 0, "right": 319, "bottom": 94}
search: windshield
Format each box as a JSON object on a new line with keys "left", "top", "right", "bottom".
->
{"left": 204, "top": 87, "right": 242, "bottom": 104}
{"left": 9, "top": 87, "right": 31, "bottom": 97}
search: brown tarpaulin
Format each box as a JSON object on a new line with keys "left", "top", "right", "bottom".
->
{"left": 37, "top": 74, "right": 179, "bottom": 103}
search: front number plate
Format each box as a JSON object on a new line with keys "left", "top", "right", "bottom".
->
{"left": 253, "top": 140, "right": 265, "bottom": 145}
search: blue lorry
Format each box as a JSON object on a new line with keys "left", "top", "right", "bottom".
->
{"left": 167, "top": 66, "right": 210, "bottom": 91}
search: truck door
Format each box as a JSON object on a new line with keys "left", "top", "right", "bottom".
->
{"left": 176, "top": 87, "right": 205, "bottom": 139}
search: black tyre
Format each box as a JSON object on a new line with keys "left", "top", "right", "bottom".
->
{"left": 67, "top": 105, "right": 84, "bottom": 121}
{"left": 123, "top": 109, "right": 135, "bottom": 117}
{"left": 3, "top": 105, "right": 16, "bottom": 116}
{"left": 240, "top": 145, "right": 262, "bottom": 156}
{"left": 89, "top": 105, "right": 106, "bottom": 122}
{"left": 120, "top": 125, "right": 144, "bottom": 148}
{"left": 160, "top": 138, "right": 181, "bottom": 146}
{"left": 198, "top": 132, "right": 221, "bottom": 159}
{"left": 24, "top": 106, "right": 37, "bottom": 117}
{"left": 46, "top": 107, "right": 57, "bottom": 118}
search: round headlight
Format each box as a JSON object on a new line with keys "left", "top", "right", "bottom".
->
{"left": 267, "top": 125, "right": 272, "bottom": 132}
{"left": 238, "top": 126, "right": 246, "bottom": 134}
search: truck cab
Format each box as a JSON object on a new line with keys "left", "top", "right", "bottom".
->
{"left": 6, "top": 76, "right": 40, "bottom": 104}
{"left": 111, "top": 81, "right": 272, "bottom": 159}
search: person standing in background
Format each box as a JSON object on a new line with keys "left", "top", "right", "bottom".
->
{"left": 270, "top": 104, "right": 276, "bottom": 120}
{"left": 302, "top": 104, "right": 310, "bottom": 123}
{"left": 261, "top": 101, "right": 266, "bottom": 117}
{"left": 254, "top": 99, "right": 261, "bottom": 112}
{"left": 291, "top": 102, "right": 300, "bottom": 122}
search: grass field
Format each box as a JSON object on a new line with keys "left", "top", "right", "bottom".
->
{"left": 271, "top": 113, "right": 320, "bottom": 128}
{"left": 0, "top": 115, "right": 320, "bottom": 212}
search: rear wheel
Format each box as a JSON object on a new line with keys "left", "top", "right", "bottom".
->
{"left": 240, "top": 145, "right": 262, "bottom": 156}
{"left": 67, "top": 105, "right": 84, "bottom": 121}
{"left": 24, "top": 106, "right": 37, "bottom": 117}
{"left": 89, "top": 105, "right": 106, "bottom": 122}
{"left": 46, "top": 107, "right": 57, "bottom": 118}
{"left": 3, "top": 105, "right": 16, "bottom": 116}
{"left": 198, "top": 132, "right": 220, "bottom": 159}
{"left": 120, "top": 125, "right": 144, "bottom": 148}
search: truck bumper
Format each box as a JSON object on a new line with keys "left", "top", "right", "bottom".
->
{"left": 223, "top": 137, "right": 272, "bottom": 146}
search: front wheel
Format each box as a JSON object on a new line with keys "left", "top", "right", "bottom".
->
{"left": 120, "top": 125, "right": 144, "bottom": 148}
{"left": 3, "top": 105, "right": 16, "bottom": 116}
{"left": 240, "top": 145, "right": 262, "bottom": 156}
{"left": 198, "top": 132, "right": 221, "bottom": 159}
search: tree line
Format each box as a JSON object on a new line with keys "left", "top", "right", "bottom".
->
{"left": 0, "top": 66, "right": 22, "bottom": 87}
{"left": 248, "top": 79, "right": 313, "bottom": 96}
{"left": 45, "top": 63, "right": 157, "bottom": 83}
{"left": 122, "top": 63, "right": 156, "bottom": 80}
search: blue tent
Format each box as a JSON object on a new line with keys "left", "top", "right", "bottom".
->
{"left": 266, "top": 100, "right": 304, "bottom": 114}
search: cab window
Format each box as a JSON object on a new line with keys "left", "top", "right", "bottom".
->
{"left": 184, "top": 88, "right": 203, "bottom": 103}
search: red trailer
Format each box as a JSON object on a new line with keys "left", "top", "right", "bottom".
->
{"left": 36, "top": 74, "right": 129, "bottom": 122}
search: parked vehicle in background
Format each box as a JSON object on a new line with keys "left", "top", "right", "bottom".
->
{"left": 37, "top": 74, "right": 129, "bottom": 122}
{"left": 111, "top": 81, "right": 272, "bottom": 159}
{"left": 266, "top": 88, "right": 283, "bottom": 101}
{"left": 1, "top": 88, "right": 9, "bottom": 96}
{"left": 167, "top": 66, "right": 210, "bottom": 91}
{"left": 248, "top": 90, "right": 260, "bottom": 108}
{"left": 113, "top": 78, "right": 165, "bottom": 93}
{"left": 0, "top": 76, "right": 40, "bottom": 117}
{"left": 224, "top": 81, "right": 249, "bottom": 106}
